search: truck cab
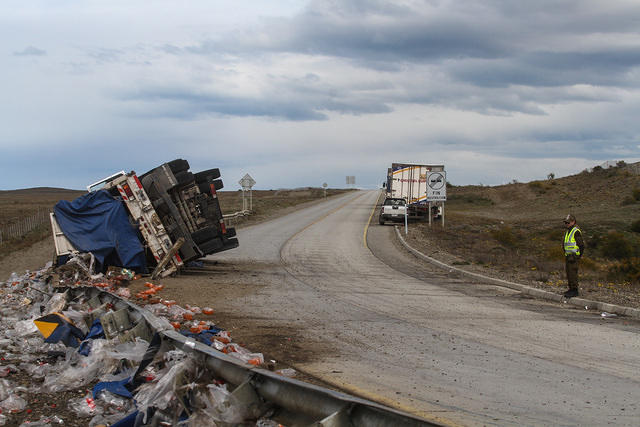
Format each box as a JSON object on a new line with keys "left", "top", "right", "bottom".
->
{"left": 379, "top": 197, "right": 407, "bottom": 225}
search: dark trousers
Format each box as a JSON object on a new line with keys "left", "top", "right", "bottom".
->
{"left": 565, "top": 257, "right": 579, "bottom": 290}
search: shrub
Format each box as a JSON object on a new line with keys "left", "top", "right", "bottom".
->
{"left": 607, "top": 257, "right": 640, "bottom": 284}
{"left": 621, "top": 196, "right": 636, "bottom": 206}
{"left": 617, "top": 160, "right": 627, "bottom": 168}
{"left": 601, "top": 231, "right": 633, "bottom": 260}
{"left": 547, "top": 172, "right": 555, "bottom": 180}
{"left": 528, "top": 181, "right": 548, "bottom": 193}
{"left": 633, "top": 188, "right": 640, "bottom": 201}
{"left": 631, "top": 220, "right": 640, "bottom": 233}
{"left": 448, "top": 194, "right": 494, "bottom": 205}
{"left": 544, "top": 244, "right": 564, "bottom": 260}
{"left": 580, "top": 257, "right": 598, "bottom": 271}
{"left": 491, "top": 226, "right": 519, "bottom": 247}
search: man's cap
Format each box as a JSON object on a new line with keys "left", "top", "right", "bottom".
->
{"left": 564, "top": 214, "right": 576, "bottom": 223}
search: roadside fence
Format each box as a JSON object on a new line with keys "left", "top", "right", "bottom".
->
{"left": 0, "top": 209, "right": 50, "bottom": 245}
{"left": 223, "top": 210, "right": 252, "bottom": 227}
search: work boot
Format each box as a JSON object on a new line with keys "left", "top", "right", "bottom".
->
{"left": 563, "top": 289, "right": 579, "bottom": 298}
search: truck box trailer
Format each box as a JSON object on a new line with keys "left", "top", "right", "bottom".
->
{"left": 385, "top": 163, "right": 445, "bottom": 219}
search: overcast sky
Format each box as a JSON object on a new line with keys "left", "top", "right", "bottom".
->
{"left": 2, "top": 0, "right": 640, "bottom": 190}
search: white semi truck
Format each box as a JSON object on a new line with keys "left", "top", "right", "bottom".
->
{"left": 51, "top": 159, "right": 238, "bottom": 277}
{"left": 382, "top": 162, "right": 445, "bottom": 221}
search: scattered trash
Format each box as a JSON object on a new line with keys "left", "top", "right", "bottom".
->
{"left": 0, "top": 262, "right": 270, "bottom": 426}
{"left": 601, "top": 312, "right": 618, "bottom": 318}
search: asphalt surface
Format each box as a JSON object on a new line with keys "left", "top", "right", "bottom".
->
{"left": 213, "top": 189, "right": 640, "bottom": 426}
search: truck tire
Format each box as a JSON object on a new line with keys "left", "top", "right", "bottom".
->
{"left": 379, "top": 216, "right": 385, "bottom": 225}
{"left": 198, "top": 238, "right": 224, "bottom": 254}
{"left": 198, "top": 179, "right": 224, "bottom": 194}
{"left": 191, "top": 226, "right": 219, "bottom": 244}
{"left": 173, "top": 171, "right": 194, "bottom": 187}
{"left": 195, "top": 168, "right": 220, "bottom": 183}
{"left": 168, "top": 159, "right": 189, "bottom": 173}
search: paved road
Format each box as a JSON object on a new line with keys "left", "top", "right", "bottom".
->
{"left": 214, "top": 189, "right": 640, "bottom": 426}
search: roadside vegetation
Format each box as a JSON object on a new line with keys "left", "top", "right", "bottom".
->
{"left": 407, "top": 161, "right": 640, "bottom": 308}
{"left": 0, "top": 188, "right": 84, "bottom": 261}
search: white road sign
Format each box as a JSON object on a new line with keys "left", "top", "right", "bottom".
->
{"left": 238, "top": 173, "right": 256, "bottom": 189}
{"left": 426, "top": 171, "right": 447, "bottom": 201}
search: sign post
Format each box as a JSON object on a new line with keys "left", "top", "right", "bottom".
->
{"left": 426, "top": 171, "right": 447, "bottom": 229}
{"left": 322, "top": 182, "right": 328, "bottom": 198}
{"left": 404, "top": 202, "right": 408, "bottom": 235}
{"left": 238, "top": 174, "right": 256, "bottom": 212}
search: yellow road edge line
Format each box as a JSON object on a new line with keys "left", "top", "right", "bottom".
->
{"left": 363, "top": 190, "right": 382, "bottom": 249}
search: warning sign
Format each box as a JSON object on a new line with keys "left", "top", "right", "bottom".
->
{"left": 426, "top": 171, "right": 447, "bottom": 201}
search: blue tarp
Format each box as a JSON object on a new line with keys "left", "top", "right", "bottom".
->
{"left": 54, "top": 190, "right": 147, "bottom": 273}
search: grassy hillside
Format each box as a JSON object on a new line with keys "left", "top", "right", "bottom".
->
{"left": 407, "top": 161, "right": 640, "bottom": 305}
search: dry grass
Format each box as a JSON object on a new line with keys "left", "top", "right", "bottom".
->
{"left": 408, "top": 162, "right": 640, "bottom": 308}
{"left": 0, "top": 188, "right": 85, "bottom": 260}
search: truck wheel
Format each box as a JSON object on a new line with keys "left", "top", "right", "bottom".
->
{"left": 198, "top": 179, "right": 224, "bottom": 194}
{"left": 173, "top": 171, "right": 194, "bottom": 186}
{"left": 191, "top": 226, "right": 219, "bottom": 244}
{"left": 199, "top": 238, "right": 224, "bottom": 254}
{"left": 168, "top": 159, "right": 189, "bottom": 173}
{"left": 379, "top": 216, "right": 385, "bottom": 225}
{"left": 195, "top": 168, "right": 220, "bottom": 183}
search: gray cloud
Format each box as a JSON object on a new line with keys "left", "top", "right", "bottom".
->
{"left": 13, "top": 46, "right": 46, "bottom": 56}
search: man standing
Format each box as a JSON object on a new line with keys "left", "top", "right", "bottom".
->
{"left": 563, "top": 214, "right": 585, "bottom": 298}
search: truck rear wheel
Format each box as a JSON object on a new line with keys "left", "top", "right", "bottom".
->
{"left": 173, "top": 171, "right": 194, "bottom": 187}
{"left": 198, "top": 238, "right": 224, "bottom": 254}
{"left": 168, "top": 159, "right": 189, "bottom": 173}
{"left": 198, "top": 179, "right": 224, "bottom": 194}
{"left": 195, "top": 168, "right": 221, "bottom": 183}
{"left": 191, "top": 226, "right": 219, "bottom": 244}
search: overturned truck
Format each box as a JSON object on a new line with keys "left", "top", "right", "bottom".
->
{"left": 51, "top": 159, "right": 238, "bottom": 277}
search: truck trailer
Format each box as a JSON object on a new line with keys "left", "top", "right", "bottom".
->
{"left": 384, "top": 163, "right": 445, "bottom": 220}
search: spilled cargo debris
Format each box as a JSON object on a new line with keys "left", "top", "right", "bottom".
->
{"left": 0, "top": 260, "right": 434, "bottom": 426}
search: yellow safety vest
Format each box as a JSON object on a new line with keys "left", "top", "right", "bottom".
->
{"left": 564, "top": 226, "right": 581, "bottom": 256}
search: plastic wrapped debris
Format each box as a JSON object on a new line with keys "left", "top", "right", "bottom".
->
{"left": 18, "top": 414, "right": 64, "bottom": 426}
{"left": 43, "top": 291, "right": 68, "bottom": 315}
{"left": 601, "top": 312, "right": 618, "bottom": 318}
{"left": 0, "top": 364, "right": 18, "bottom": 377}
{"left": 0, "top": 379, "right": 11, "bottom": 401}
{"left": 68, "top": 393, "right": 104, "bottom": 417}
{"left": 276, "top": 368, "right": 297, "bottom": 378}
{"left": 19, "top": 361, "right": 55, "bottom": 379}
{"left": 0, "top": 393, "right": 27, "bottom": 412}
{"left": 135, "top": 355, "right": 196, "bottom": 419}
{"left": 12, "top": 318, "right": 39, "bottom": 337}
{"left": 220, "top": 343, "right": 264, "bottom": 366}
{"left": 190, "top": 383, "right": 246, "bottom": 424}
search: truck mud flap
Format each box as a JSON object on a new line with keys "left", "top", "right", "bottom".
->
{"left": 6, "top": 275, "right": 436, "bottom": 426}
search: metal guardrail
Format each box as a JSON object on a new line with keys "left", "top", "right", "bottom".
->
{"left": 222, "top": 210, "right": 252, "bottom": 227}
{"left": 67, "top": 286, "right": 438, "bottom": 426}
